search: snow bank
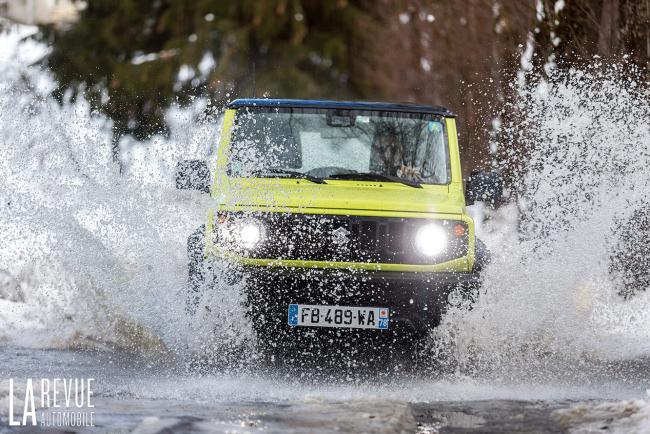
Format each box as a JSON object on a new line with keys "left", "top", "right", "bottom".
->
{"left": 558, "top": 395, "right": 650, "bottom": 433}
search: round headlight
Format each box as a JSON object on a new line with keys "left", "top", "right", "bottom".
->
{"left": 415, "top": 223, "right": 447, "bottom": 256}
{"left": 239, "top": 220, "right": 264, "bottom": 249}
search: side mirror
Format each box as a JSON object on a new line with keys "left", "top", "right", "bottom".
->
{"left": 466, "top": 170, "right": 504, "bottom": 206}
{"left": 175, "top": 160, "right": 210, "bottom": 193}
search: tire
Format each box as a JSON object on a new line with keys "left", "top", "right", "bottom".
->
{"left": 186, "top": 224, "right": 206, "bottom": 314}
{"left": 473, "top": 237, "right": 491, "bottom": 273}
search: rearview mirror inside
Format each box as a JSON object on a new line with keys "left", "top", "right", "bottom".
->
{"left": 326, "top": 109, "right": 355, "bottom": 127}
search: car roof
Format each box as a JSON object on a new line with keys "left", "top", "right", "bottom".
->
{"left": 227, "top": 98, "right": 455, "bottom": 117}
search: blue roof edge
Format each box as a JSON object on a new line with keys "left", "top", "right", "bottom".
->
{"left": 227, "top": 98, "right": 455, "bottom": 117}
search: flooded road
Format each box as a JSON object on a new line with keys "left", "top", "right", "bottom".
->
{"left": 1, "top": 348, "right": 649, "bottom": 433}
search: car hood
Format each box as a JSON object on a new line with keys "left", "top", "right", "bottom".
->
{"left": 213, "top": 178, "right": 465, "bottom": 216}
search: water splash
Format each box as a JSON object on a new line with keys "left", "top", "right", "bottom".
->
{"left": 2, "top": 21, "right": 650, "bottom": 384}
{"left": 430, "top": 64, "right": 650, "bottom": 380}
{"left": 0, "top": 22, "right": 256, "bottom": 357}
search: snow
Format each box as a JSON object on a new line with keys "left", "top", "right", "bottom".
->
{"left": 517, "top": 33, "right": 535, "bottom": 87}
{"left": 558, "top": 397, "right": 650, "bottom": 433}
{"left": 198, "top": 52, "right": 216, "bottom": 78}
{"left": 131, "top": 52, "right": 159, "bottom": 65}
{"left": 536, "top": 0, "right": 545, "bottom": 21}
{"left": 420, "top": 57, "right": 431, "bottom": 72}
{"left": 177, "top": 64, "right": 195, "bottom": 83}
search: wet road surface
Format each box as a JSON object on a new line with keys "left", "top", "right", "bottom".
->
{"left": 0, "top": 348, "right": 647, "bottom": 433}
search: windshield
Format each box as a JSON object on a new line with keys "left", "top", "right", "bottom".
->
{"left": 228, "top": 107, "right": 450, "bottom": 185}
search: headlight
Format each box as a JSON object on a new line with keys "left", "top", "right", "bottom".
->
{"left": 414, "top": 223, "right": 447, "bottom": 256}
{"left": 239, "top": 220, "right": 263, "bottom": 249}
{"left": 216, "top": 215, "right": 265, "bottom": 250}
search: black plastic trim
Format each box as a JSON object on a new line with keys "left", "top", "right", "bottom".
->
{"left": 227, "top": 98, "right": 455, "bottom": 117}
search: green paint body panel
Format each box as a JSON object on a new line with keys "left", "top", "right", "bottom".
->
{"left": 204, "top": 108, "right": 476, "bottom": 273}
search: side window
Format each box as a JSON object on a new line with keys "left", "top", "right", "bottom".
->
{"left": 417, "top": 121, "right": 449, "bottom": 184}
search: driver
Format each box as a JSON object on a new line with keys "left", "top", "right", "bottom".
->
{"left": 370, "top": 128, "right": 403, "bottom": 176}
{"left": 370, "top": 127, "right": 421, "bottom": 180}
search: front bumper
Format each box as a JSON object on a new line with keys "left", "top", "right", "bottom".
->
{"left": 242, "top": 266, "right": 480, "bottom": 337}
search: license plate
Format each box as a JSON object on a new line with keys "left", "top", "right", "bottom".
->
{"left": 288, "top": 304, "right": 389, "bottom": 330}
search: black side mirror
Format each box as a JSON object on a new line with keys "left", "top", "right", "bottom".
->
{"left": 175, "top": 160, "right": 210, "bottom": 193}
{"left": 466, "top": 170, "right": 504, "bottom": 206}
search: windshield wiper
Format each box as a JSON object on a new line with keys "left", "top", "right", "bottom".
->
{"left": 253, "top": 168, "right": 327, "bottom": 184}
{"left": 327, "top": 172, "right": 422, "bottom": 189}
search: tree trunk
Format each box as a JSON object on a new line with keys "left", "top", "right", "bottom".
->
{"left": 598, "top": 0, "right": 620, "bottom": 57}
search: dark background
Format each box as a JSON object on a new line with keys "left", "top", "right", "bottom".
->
{"left": 20, "top": 0, "right": 650, "bottom": 175}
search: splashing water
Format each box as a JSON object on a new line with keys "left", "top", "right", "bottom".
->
{"left": 430, "top": 65, "right": 650, "bottom": 380}
{"left": 0, "top": 23, "right": 256, "bottom": 357}
{"left": 2, "top": 21, "right": 650, "bottom": 386}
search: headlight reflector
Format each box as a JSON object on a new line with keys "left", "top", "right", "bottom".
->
{"left": 415, "top": 223, "right": 447, "bottom": 256}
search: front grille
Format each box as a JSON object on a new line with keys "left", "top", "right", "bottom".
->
{"left": 223, "top": 212, "right": 467, "bottom": 265}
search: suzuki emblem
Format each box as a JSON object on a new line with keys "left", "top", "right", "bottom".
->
{"left": 331, "top": 226, "right": 350, "bottom": 246}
